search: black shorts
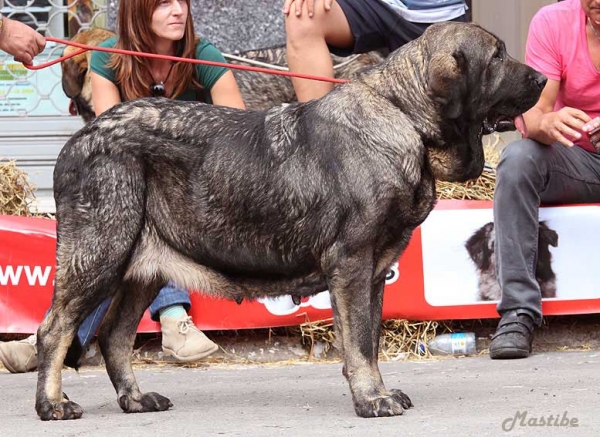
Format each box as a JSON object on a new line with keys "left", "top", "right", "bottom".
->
{"left": 329, "top": 0, "right": 467, "bottom": 56}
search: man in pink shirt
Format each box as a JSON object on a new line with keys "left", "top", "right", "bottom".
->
{"left": 490, "top": 0, "right": 600, "bottom": 359}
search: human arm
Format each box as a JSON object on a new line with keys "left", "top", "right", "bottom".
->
{"left": 195, "top": 41, "right": 245, "bottom": 109}
{"left": 0, "top": 14, "right": 46, "bottom": 64}
{"left": 88, "top": 38, "right": 121, "bottom": 116}
{"left": 282, "top": 0, "right": 335, "bottom": 17}
{"left": 90, "top": 71, "right": 122, "bottom": 116}
{"left": 521, "top": 8, "right": 599, "bottom": 148}
{"left": 209, "top": 70, "right": 245, "bottom": 109}
{"left": 522, "top": 79, "right": 593, "bottom": 148}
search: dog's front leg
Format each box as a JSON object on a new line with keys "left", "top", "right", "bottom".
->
{"left": 329, "top": 260, "right": 412, "bottom": 418}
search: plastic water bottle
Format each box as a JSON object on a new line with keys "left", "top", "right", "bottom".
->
{"left": 427, "top": 332, "right": 477, "bottom": 356}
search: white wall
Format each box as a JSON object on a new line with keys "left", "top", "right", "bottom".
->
{"left": 472, "top": 0, "right": 557, "bottom": 62}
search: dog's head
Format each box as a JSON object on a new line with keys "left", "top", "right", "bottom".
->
{"left": 367, "top": 22, "right": 546, "bottom": 183}
{"left": 465, "top": 221, "right": 495, "bottom": 272}
{"left": 424, "top": 22, "right": 546, "bottom": 181}
{"left": 425, "top": 22, "right": 546, "bottom": 181}
{"left": 61, "top": 28, "right": 115, "bottom": 123}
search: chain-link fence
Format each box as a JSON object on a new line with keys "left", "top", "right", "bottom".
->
{"left": 0, "top": 0, "right": 107, "bottom": 117}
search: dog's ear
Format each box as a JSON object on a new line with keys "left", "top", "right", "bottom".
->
{"left": 465, "top": 222, "right": 493, "bottom": 271}
{"left": 61, "top": 57, "right": 85, "bottom": 98}
{"left": 539, "top": 221, "right": 558, "bottom": 247}
{"left": 426, "top": 49, "right": 467, "bottom": 119}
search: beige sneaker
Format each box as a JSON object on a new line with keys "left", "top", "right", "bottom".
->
{"left": 0, "top": 335, "right": 38, "bottom": 373}
{"left": 160, "top": 316, "right": 218, "bottom": 362}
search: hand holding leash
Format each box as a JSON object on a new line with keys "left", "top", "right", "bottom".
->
{"left": 0, "top": 14, "right": 46, "bottom": 64}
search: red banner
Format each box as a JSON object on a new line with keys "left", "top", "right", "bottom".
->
{"left": 2, "top": 200, "right": 600, "bottom": 334}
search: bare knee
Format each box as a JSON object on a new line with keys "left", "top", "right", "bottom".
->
{"left": 285, "top": 7, "right": 328, "bottom": 48}
{"left": 285, "top": 2, "right": 352, "bottom": 49}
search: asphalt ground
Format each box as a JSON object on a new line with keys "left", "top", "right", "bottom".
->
{"left": 1, "top": 350, "right": 598, "bottom": 437}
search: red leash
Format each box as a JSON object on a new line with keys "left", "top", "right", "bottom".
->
{"left": 24, "top": 37, "right": 350, "bottom": 85}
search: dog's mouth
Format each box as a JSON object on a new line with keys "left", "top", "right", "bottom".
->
{"left": 69, "top": 99, "right": 79, "bottom": 116}
{"left": 481, "top": 114, "right": 526, "bottom": 136}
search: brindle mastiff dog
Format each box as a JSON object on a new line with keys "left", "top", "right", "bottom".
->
{"left": 37, "top": 22, "right": 546, "bottom": 420}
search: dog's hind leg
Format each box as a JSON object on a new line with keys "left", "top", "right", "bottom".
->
{"left": 98, "top": 279, "right": 173, "bottom": 414}
{"left": 329, "top": 254, "right": 412, "bottom": 418}
{"left": 35, "top": 308, "right": 91, "bottom": 420}
{"left": 35, "top": 274, "right": 127, "bottom": 420}
{"left": 36, "top": 154, "right": 146, "bottom": 420}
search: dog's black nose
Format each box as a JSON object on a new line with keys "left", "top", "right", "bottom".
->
{"left": 531, "top": 73, "right": 547, "bottom": 91}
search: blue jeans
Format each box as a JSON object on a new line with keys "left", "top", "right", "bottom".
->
{"left": 46, "top": 282, "right": 191, "bottom": 350}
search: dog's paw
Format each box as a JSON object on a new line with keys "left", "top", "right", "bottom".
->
{"left": 388, "top": 389, "right": 414, "bottom": 409}
{"left": 118, "top": 392, "right": 173, "bottom": 413}
{"left": 354, "top": 389, "right": 413, "bottom": 418}
{"left": 36, "top": 399, "right": 84, "bottom": 421}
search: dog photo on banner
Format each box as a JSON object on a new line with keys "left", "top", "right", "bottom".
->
{"left": 421, "top": 206, "right": 600, "bottom": 306}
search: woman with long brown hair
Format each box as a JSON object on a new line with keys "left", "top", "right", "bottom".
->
{"left": 89, "top": 0, "right": 245, "bottom": 362}
{"left": 91, "top": 0, "right": 244, "bottom": 110}
{"left": 0, "top": 0, "right": 244, "bottom": 374}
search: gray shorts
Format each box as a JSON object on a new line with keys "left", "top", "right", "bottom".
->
{"left": 330, "top": 0, "right": 466, "bottom": 56}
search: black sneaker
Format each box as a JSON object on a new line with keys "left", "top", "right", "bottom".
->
{"left": 489, "top": 310, "right": 535, "bottom": 359}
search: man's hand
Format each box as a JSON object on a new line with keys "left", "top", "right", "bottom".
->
{"left": 282, "top": 0, "right": 335, "bottom": 18}
{"left": 538, "top": 107, "right": 592, "bottom": 148}
{"left": 0, "top": 16, "right": 46, "bottom": 64}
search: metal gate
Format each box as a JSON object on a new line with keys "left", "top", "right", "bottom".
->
{"left": 0, "top": 0, "right": 107, "bottom": 212}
